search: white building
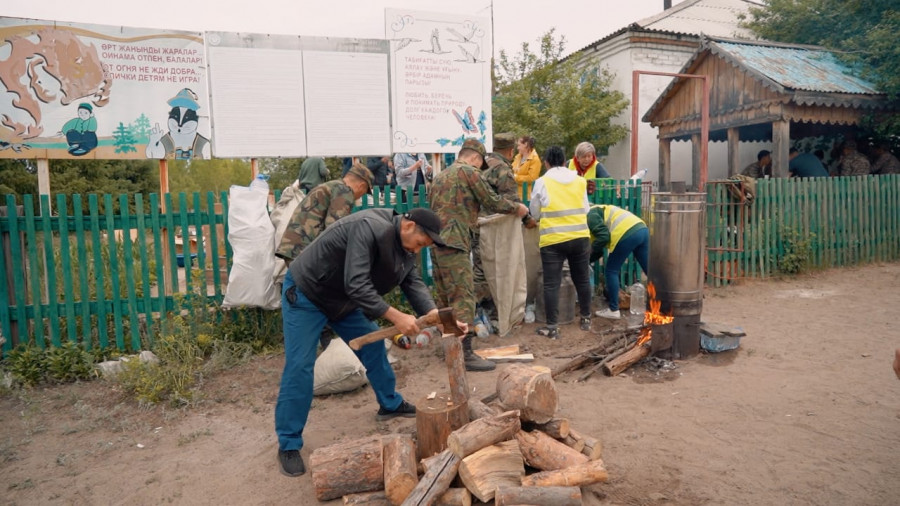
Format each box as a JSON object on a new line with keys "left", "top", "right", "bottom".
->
{"left": 569, "top": 0, "right": 761, "bottom": 186}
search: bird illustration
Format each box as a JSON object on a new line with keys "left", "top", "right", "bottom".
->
{"left": 420, "top": 29, "right": 450, "bottom": 54}
{"left": 456, "top": 44, "right": 480, "bottom": 63}
{"left": 392, "top": 38, "right": 420, "bottom": 51}
{"left": 452, "top": 106, "right": 478, "bottom": 134}
{"left": 447, "top": 24, "right": 478, "bottom": 43}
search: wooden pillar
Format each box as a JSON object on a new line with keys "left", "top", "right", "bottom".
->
{"left": 772, "top": 119, "right": 790, "bottom": 178}
{"left": 691, "top": 133, "right": 701, "bottom": 191}
{"left": 658, "top": 138, "right": 672, "bottom": 191}
{"left": 159, "top": 159, "right": 173, "bottom": 296}
{"left": 37, "top": 158, "right": 51, "bottom": 213}
{"left": 250, "top": 158, "right": 259, "bottom": 178}
{"left": 727, "top": 127, "right": 740, "bottom": 176}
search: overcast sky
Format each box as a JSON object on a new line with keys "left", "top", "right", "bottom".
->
{"left": 4, "top": 0, "right": 686, "bottom": 58}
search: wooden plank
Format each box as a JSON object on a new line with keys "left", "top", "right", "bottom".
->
{"left": 39, "top": 195, "right": 60, "bottom": 346}
{"left": 150, "top": 193, "right": 168, "bottom": 339}
{"left": 474, "top": 345, "right": 520, "bottom": 358}
{"left": 192, "top": 193, "right": 207, "bottom": 297}
{"left": 134, "top": 194, "right": 153, "bottom": 333}
{"left": 177, "top": 193, "right": 193, "bottom": 296}
{"left": 5, "top": 195, "right": 28, "bottom": 347}
{"left": 56, "top": 194, "right": 77, "bottom": 343}
{"left": 23, "top": 195, "right": 45, "bottom": 347}
{"left": 206, "top": 194, "right": 224, "bottom": 299}
{"left": 119, "top": 194, "right": 141, "bottom": 351}
{"left": 86, "top": 195, "right": 105, "bottom": 348}
{"left": 164, "top": 193, "right": 180, "bottom": 298}
{"left": 104, "top": 194, "right": 125, "bottom": 350}
{"left": 72, "top": 195, "right": 92, "bottom": 346}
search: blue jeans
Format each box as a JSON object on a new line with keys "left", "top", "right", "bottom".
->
{"left": 539, "top": 237, "right": 593, "bottom": 326}
{"left": 605, "top": 226, "right": 650, "bottom": 311}
{"left": 275, "top": 271, "right": 403, "bottom": 451}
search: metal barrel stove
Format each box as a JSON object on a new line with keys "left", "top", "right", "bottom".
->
{"left": 648, "top": 191, "right": 706, "bottom": 359}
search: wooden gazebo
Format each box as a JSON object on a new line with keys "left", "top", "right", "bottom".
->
{"left": 643, "top": 37, "right": 889, "bottom": 187}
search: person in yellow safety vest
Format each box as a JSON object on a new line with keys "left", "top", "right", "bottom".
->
{"left": 587, "top": 204, "right": 649, "bottom": 319}
{"left": 568, "top": 141, "right": 611, "bottom": 179}
{"left": 528, "top": 145, "right": 594, "bottom": 339}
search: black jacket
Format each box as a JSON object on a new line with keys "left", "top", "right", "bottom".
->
{"left": 288, "top": 208, "right": 435, "bottom": 321}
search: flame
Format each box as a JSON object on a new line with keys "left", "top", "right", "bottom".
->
{"left": 635, "top": 282, "right": 674, "bottom": 347}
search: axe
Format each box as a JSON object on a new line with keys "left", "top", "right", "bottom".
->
{"left": 348, "top": 307, "right": 463, "bottom": 350}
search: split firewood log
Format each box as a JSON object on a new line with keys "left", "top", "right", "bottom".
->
{"left": 521, "top": 417, "right": 569, "bottom": 439}
{"left": 457, "top": 440, "right": 524, "bottom": 503}
{"left": 434, "top": 488, "right": 471, "bottom": 506}
{"left": 402, "top": 449, "right": 460, "bottom": 506}
{"left": 343, "top": 491, "right": 391, "bottom": 505}
{"left": 568, "top": 428, "right": 603, "bottom": 460}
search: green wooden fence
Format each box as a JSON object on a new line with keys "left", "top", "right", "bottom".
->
{"left": 1, "top": 179, "right": 642, "bottom": 353}
{"left": 706, "top": 175, "right": 900, "bottom": 286}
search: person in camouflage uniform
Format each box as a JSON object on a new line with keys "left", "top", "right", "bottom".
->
{"left": 430, "top": 138, "right": 529, "bottom": 371}
{"left": 472, "top": 133, "right": 537, "bottom": 323}
{"left": 835, "top": 140, "right": 871, "bottom": 176}
{"left": 275, "top": 163, "right": 373, "bottom": 266}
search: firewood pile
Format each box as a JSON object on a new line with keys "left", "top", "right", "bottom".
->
{"left": 309, "top": 363, "right": 607, "bottom": 505}
{"left": 550, "top": 326, "right": 650, "bottom": 381}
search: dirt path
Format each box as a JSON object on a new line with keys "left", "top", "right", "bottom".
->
{"left": 2, "top": 263, "right": 899, "bottom": 505}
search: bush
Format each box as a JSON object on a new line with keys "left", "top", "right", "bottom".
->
{"left": 778, "top": 228, "right": 814, "bottom": 275}
{"left": 3, "top": 342, "right": 96, "bottom": 387}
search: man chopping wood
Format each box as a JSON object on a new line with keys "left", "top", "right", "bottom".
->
{"left": 275, "top": 207, "right": 465, "bottom": 477}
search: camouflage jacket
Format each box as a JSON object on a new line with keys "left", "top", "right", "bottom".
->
{"left": 839, "top": 152, "right": 871, "bottom": 176}
{"left": 275, "top": 180, "right": 355, "bottom": 262}
{"left": 429, "top": 161, "right": 519, "bottom": 252}
{"left": 482, "top": 153, "right": 521, "bottom": 202}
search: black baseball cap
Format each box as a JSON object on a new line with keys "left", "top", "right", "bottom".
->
{"left": 404, "top": 208, "right": 445, "bottom": 247}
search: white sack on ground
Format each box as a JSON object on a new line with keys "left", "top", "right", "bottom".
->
{"left": 478, "top": 213, "right": 527, "bottom": 337}
{"left": 269, "top": 183, "right": 306, "bottom": 286}
{"left": 314, "top": 338, "right": 368, "bottom": 396}
{"left": 222, "top": 184, "right": 281, "bottom": 309}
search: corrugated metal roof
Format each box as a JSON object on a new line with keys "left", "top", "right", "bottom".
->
{"left": 638, "top": 0, "right": 757, "bottom": 38}
{"left": 714, "top": 41, "right": 881, "bottom": 95}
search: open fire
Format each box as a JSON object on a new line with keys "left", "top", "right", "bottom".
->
{"left": 636, "top": 282, "right": 675, "bottom": 347}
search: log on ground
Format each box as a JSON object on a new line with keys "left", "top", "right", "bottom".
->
{"left": 521, "top": 417, "right": 569, "bottom": 439}
{"left": 415, "top": 394, "right": 469, "bottom": 461}
{"left": 514, "top": 430, "right": 588, "bottom": 471}
{"left": 520, "top": 459, "right": 608, "bottom": 488}
{"left": 496, "top": 364, "right": 558, "bottom": 423}
{"left": 562, "top": 434, "right": 585, "bottom": 453}
{"left": 343, "top": 491, "right": 391, "bottom": 505}
{"left": 458, "top": 440, "right": 525, "bottom": 503}
{"left": 494, "top": 486, "right": 582, "bottom": 506}
{"left": 603, "top": 343, "right": 651, "bottom": 376}
{"left": 568, "top": 428, "right": 602, "bottom": 460}
{"left": 447, "top": 410, "right": 521, "bottom": 459}
{"left": 442, "top": 334, "right": 469, "bottom": 406}
{"left": 383, "top": 435, "right": 417, "bottom": 505}
{"left": 310, "top": 436, "right": 384, "bottom": 501}
{"left": 467, "top": 397, "right": 499, "bottom": 421}
{"left": 402, "top": 449, "right": 460, "bottom": 506}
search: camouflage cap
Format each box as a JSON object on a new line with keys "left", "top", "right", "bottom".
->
{"left": 346, "top": 162, "right": 374, "bottom": 192}
{"left": 460, "top": 138, "right": 488, "bottom": 169}
{"left": 493, "top": 132, "right": 516, "bottom": 151}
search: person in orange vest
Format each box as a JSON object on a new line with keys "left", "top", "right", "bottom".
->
{"left": 588, "top": 204, "right": 649, "bottom": 319}
{"left": 529, "top": 146, "right": 593, "bottom": 339}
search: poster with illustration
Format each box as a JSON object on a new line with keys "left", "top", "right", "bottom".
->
{"left": 0, "top": 17, "right": 209, "bottom": 160}
{"left": 385, "top": 9, "right": 492, "bottom": 153}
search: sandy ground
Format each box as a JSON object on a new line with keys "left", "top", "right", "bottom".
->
{"left": 2, "top": 263, "right": 900, "bottom": 505}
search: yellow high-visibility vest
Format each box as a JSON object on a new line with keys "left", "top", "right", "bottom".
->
{"left": 603, "top": 205, "right": 644, "bottom": 252}
{"left": 567, "top": 159, "right": 600, "bottom": 179}
{"left": 539, "top": 178, "right": 589, "bottom": 248}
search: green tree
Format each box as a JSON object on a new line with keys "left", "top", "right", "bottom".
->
{"left": 493, "top": 29, "right": 629, "bottom": 157}
{"left": 113, "top": 122, "right": 137, "bottom": 154}
{"left": 167, "top": 158, "right": 253, "bottom": 203}
{"left": 742, "top": 0, "right": 900, "bottom": 137}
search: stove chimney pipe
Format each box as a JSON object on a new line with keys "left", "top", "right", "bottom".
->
{"left": 664, "top": 0, "right": 672, "bottom": 9}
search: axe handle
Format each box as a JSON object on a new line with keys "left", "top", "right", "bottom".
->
{"left": 348, "top": 312, "right": 440, "bottom": 350}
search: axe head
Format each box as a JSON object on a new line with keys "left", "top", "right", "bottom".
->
{"left": 437, "top": 307, "right": 464, "bottom": 336}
